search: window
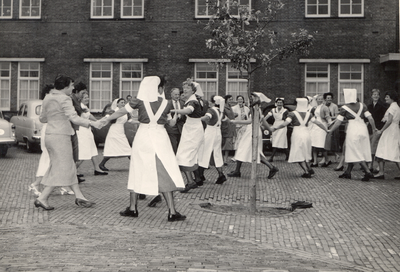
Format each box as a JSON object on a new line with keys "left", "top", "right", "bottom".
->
{"left": 195, "top": 63, "right": 218, "bottom": 100}
{"left": 20, "top": 0, "right": 41, "bottom": 19}
{"left": 120, "top": 63, "right": 142, "bottom": 99}
{"left": 338, "top": 64, "right": 363, "bottom": 103}
{"left": 305, "top": 63, "right": 330, "bottom": 97}
{"left": 0, "top": 62, "right": 10, "bottom": 110}
{"left": 229, "top": 0, "right": 251, "bottom": 17}
{"left": 339, "top": 0, "right": 363, "bottom": 17}
{"left": 0, "top": 0, "right": 12, "bottom": 18}
{"left": 90, "top": 63, "right": 113, "bottom": 111}
{"left": 121, "top": 0, "right": 143, "bottom": 18}
{"left": 91, "top": 0, "right": 114, "bottom": 19}
{"left": 306, "top": 0, "right": 330, "bottom": 17}
{"left": 226, "top": 65, "right": 248, "bottom": 102}
{"left": 18, "top": 62, "right": 39, "bottom": 107}
{"left": 196, "top": 0, "right": 218, "bottom": 18}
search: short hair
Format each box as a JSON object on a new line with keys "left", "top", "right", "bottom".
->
{"left": 224, "top": 95, "right": 233, "bottom": 102}
{"left": 40, "top": 84, "right": 54, "bottom": 99}
{"left": 117, "top": 98, "right": 126, "bottom": 104}
{"left": 385, "top": 91, "right": 398, "bottom": 102}
{"left": 126, "top": 94, "right": 132, "bottom": 99}
{"left": 371, "top": 89, "right": 380, "bottom": 95}
{"left": 80, "top": 90, "right": 89, "bottom": 97}
{"left": 323, "top": 92, "right": 334, "bottom": 99}
{"left": 54, "top": 74, "right": 74, "bottom": 90}
{"left": 73, "top": 82, "right": 87, "bottom": 94}
{"left": 236, "top": 95, "right": 245, "bottom": 101}
{"left": 171, "top": 88, "right": 180, "bottom": 94}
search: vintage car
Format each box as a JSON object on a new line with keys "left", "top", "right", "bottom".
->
{"left": 10, "top": 100, "right": 43, "bottom": 152}
{"left": 0, "top": 110, "right": 16, "bottom": 157}
{"left": 92, "top": 102, "right": 139, "bottom": 146}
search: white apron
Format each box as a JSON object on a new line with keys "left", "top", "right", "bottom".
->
{"left": 375, "top": 103, "right": 400, "bottom": 162}
{"left": 103, "top": 113, "right": 131, "bottom": 157}
{"left": 234, "top": 123, "right": 264, "bottom": 163}
{"left": 176, "top": 116, "right": 204, "bottom": 167}
{"left": 310, "top": 104, "right": 328, "bottom": 148}
{"left": 198, "top": 107, "right": 224, "bottom": 168}
{"left": 36, "top": 123, "right": 50, "bottom": 177}
{"left": 77, "top": 111, "right": 98, "bottom": 160}
{"left": 271, "top": 108, "right": 288, "bottom": 149}
{"left": 342, "top": 104, "right": 372, "bottom": 163}
{"left": 127, "top": 99, "right": 185, "bottom": 195}
{"left": 288, "top": 111, "right": 312, "bottom": 163}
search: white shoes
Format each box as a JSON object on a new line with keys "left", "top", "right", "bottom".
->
{"left": 60, "top": 187, "right": 75, "bottom": 195}
{"left": 28, "top": 184, "right": 41, "bottom": 197}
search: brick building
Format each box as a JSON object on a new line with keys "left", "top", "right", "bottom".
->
{"left": 0, "top": 0, "right": 399, "bottom": 113}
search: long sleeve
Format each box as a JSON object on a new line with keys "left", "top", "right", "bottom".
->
{"left": 61, "top": 95, "right": 90, "bottom": 128}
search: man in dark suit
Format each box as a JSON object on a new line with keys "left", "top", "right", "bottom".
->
{"left": 70, "top": 82, "right": 87, "bottom": 183}
{"left": 165, "top": 88, "right": 186, "bottom": 154}
{"left": 368, "top": 89, "right": 388, "bottom": 172}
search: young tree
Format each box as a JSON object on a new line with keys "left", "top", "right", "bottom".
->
{"left": 204, "top": 0, "right": 315, "bottom": 214}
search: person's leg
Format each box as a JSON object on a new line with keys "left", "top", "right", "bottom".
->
{"left": 375, "top": 160, "right": 385, "bottom": 177}
{"left": 36, "top": 186, "right": 55, "bottom": 207}
{"left": 29, "top": 176, "right": 42, "bottom": 197}
{"left": 120, "top": 191, "right": 139, "bottom": 216}
{"left": 228, "top": 161, "right": 242, "bottom": 177}
{"left": 269, "top": 148, "right": 277, "bottom": 162}
{"left": 311, "top": 148, "right": 318, "bottom": 165}
{"left": 361, "top": 161, "right": 374, "bottom": 181}
{"left": 99, "top": 157, "right": 110, "bottom": 171}
{"left": 215, "top": 166, "right": 227, "bottom": 184}
{"left": 298, "top": 162, "right": 311, "bottom": 178}
{"left": 162, "top": 191, "right": 186, "bottom": 221}
{"left": 148, "top": 194, "right": 162, "bottom": 207}
{"left": 91, "top": 155, "right": 106, "bottom": 172}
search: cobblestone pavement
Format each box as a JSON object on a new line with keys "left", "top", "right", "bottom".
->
{"left": 1, "top": 145, "right": 400, "bottom": 272}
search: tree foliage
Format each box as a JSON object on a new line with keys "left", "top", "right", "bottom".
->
{"left": 204, "top": 0, "right": 315, "bottom": 75}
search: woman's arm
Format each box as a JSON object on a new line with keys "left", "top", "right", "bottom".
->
{"left": 61, "top": 96, "right": 91, "bottom": 128}
{"left": 377, "top": 113, "right": 392, "bottom": 134}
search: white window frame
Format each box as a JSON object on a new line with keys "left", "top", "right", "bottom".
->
{"left": 195, "top": 0, "right": 219, "bottom": 18}
{"left": 226, "top": 65, "right": 248, "bottom": 102}
{"left": 304, "top": 63, "right": 330, "bottom": 98}
{"left": 338, "top": 63, "right": 364, "bottom": 104}
{"left": 0, "top": 0, "right": 12, "bottom": 19}
{"left": 121, "top": 0, "right": 144, "bottom": 19}
{"left": 19, "top": 0, "right": 41, "bottom": 19}
{"left": 194, "top": 62, "right": 218, "bottom": 101}
{"left": 17, "top": 62, "right": 40, "bottom": 108}
{"left": 119, "top": 62, "right": 143, "bottom": 99}
{"left": 91, "top": 0, "right": 114, "bottom": 19}
{"left": 228, "top": 0, "right": 251, "bottom": 18}
{"left": 339, "top": 0, "right": 364, "bottom": 17}
{"left": 305, "top": 0, "right": 330, "bottom": 18}
{"left": 0, "top": 62, "right": 11, "bottom": 110}
{"left": 89, "top": 62, "right": 113, "bottom": 112}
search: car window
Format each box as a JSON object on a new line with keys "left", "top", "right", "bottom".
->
{"left": 35, "top": 105, "right": 42, "bottom": 115}
{"left": 18, "top": 105, "right": 24, "bottom": 116}
{"left": 23, "top": 104, "right": 28, "bottom": 116}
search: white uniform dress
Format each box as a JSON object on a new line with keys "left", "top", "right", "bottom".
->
{"left": 103, "top": 108, "right": 131, "bottom": 157}
{"left": 126, "top": 99, "right": 185, "bottom": 195}
{"left": 340, "top": 104, "right": 372, "bottom": 163}
{"left": 375, "top": 102, "right": 400, "bottom": 162}
{"left": 198, "top": 107, "right": 224, "bottom": 168}
{"left": 176, "top": 94, "right": 205, "bottom": 168}
{"left": 232, "top": 104, "right": 250, "bottom": 150}
{"left": 76, "top": 105, "right": 98, "bottom": 160}
{"left": 267, "top": 107, "right": 288, "bottom": 149}
{"left": 310, "top": 104, "right": 328, "bottom": 148}
{"left": 234, "top": 111, "right": 264, "bottom": 163}
{"left": 288, "top": 111, "right": 312, "bottom": 163}
{"left": 36, "top": 123, "right": 49, "bottom": 177}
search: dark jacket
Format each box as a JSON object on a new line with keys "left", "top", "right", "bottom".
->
{"left": 165, "top": 99, "right": 186, "bottom": 135}
{"left": 367, "top": 100, "right": 388, "bottom": 132}
{"left": 70, "top": 93, "right": 84, "bottom": 131}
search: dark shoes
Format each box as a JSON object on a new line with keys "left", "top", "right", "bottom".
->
{"left": 77, "top": 174, "right": 84, "bottom": 177}
{"left": 215, "top": 175, "right": 227, "bottom": 184}
{"left": 334, "top": 166, "right": 344, "bottom": 171}
{"left": 267, "top": 167, "right": 279, "bottom": 179}
{"left": 75, "top": 198, "right": 95, "bottom": 208}
{"left": 34, "top": 199, "right": 54, "bottom": 210}
{"left": 362, "top": 172, "right": 374, "bottom": 182}
{"left": 301, "top": 173, "right": 312, "bottom": 178}
{"left": 308, "top": 169, "right": 315, "bottom": 175}
{"left": 99, "top": 165, "right": 109, "bottom": 171}
{"left": 195, "top": 180, "right": 204, "bottom": 186}
{"left": 180, "top": 184, "right": 193, "bottom": 193}
{"left": 227, "top": 171, "right": 241, "bottom": 177}
{"left": 120, "top": 207, "right": 138, "bottom": 217}
{"left": 321, "top": 161, "right": 331, "bottom": 167}
{"left": 94, "top": 170, "right": 108, "bottom": 176}
{"left": 148, "top": 195, "right": 162, "bottom": 207}
{"left": 168, "top": 212, "right": 186, "bottom": 222}
{"left": 268, "top": 157, "right": 273, "bottom": 162}
{"left": 310, "top": 163, "right": 318, "bottom": 167}
{"left": 78, "top": 176, "right": 85, "bottom": 183}
{"left": 339, "top": 173, "right": 351, "bottom": 179}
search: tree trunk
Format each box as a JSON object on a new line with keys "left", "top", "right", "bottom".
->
{"left": 248, "top": 76, "right": 258, "bottom": 215}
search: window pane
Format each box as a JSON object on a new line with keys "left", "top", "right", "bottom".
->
{"left": 319, "top": 6, "right": 328, "bottom": 14}
{"left": 103, "top": 7, "right": 112, "bottom": 16}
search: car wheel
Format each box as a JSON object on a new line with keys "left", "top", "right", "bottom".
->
{"left": 0, "top": 145, "right": 8, "bottom": 157}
